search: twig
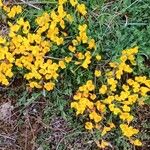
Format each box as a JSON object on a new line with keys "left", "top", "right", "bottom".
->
{"left": 20, "top": 0, "right": 41, "bottom": 10}
{"left": 44, "top": 56, "right": 63, "bottom": 60}
{"left": 124, "top": 14, "right": 128, "bottom": 27}
{"left": 123, "top": 22, "right": 148, "bottom": 26}
{"left": 25, "top": 126, "right": 28, "bottom": 150}
{"left": 56, "top": 131, "right": 90, "bottom": 150}
{"left": 13, "top": 1, "right": 57, "bottom": 5}
{"left": 120, "top": 0, "right": 142, "bottom": 14}
{"left": 0, "top": 134, "right": 15, "bottom": 141}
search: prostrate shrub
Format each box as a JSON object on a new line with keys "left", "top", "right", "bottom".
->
{"left": 0, "top": 0, "right": 149, "bottom": 149}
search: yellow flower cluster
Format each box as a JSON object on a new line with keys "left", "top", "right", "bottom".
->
{"left": 0, "top": 36, "right": 14, "bottom": 85}
{"left": 0, "top": 0, "right": 95, "bottom": 90}
{"left": 71, "top": 47, "right": 150, "bottom": 148}
{"left": 3, "top": 5, "right": 22, "bottom": 18}
{"left": 69, "top": 0, "right": 87, "bottom": 16}
{"left": 120, "top": 124, "right": 142, "bottom": 146}
{"left": 68, "top": 24, "right": 96, "bottom": 69}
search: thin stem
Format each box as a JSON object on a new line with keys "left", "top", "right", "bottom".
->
{"left": 20, "top": 0, "right": 41, "bottom": 10}
{"left": 12, "top": 1, "right": 57, "bottom": 5}
{"left": 44, "top": 56, "right": 63, "bottom": 60}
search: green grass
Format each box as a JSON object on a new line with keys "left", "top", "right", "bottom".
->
{"left": 0, "top": 0, "right": 150, "bottom": 149}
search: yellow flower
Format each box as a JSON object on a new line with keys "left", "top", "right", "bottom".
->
{"left": 120, "top": 124, "right": 139, "bottom": 138}
{"left": 90, "top": 94, "right": 96, "bottom": 100}
{"left": 94, "top": 70, "right": 101, "bottom": 77}
{"left": 58, "top": 0, "right": 67, "bottom": 5}
{"left": 59, "top": 60, "right": 66, "bottom": 69}
{"left": 7, "top": 5, "right": 22, "bottom": 18}
{"left": 79, "top": 85, "right": 86, "bottom": 92}
{"left": 96, "top": 55, "right": 101, "bottom": 61}
{"left": 74, "top": 61, "right": 81, "bottom": 65}
{"left": 78, "top": 24, "right": 87, "bottom": 32}
{"left": 61, "top": 32, "right": 67, "bottom": 38}
{"left": 60, "top": 20, "right": 65, "bottom": 29}
{"left": 71, "top": 102, "right": 78, "bottom": 109}
{"left": 119, "top": 113, "right": 133, "bottom": 123}
{"left": 106, "top": 71, "right": 113, "bottom": 77}
{"left": 116, "top": 69, "right": 123, "bottom": 79}
{"left": 101, "top": 126, "right": 111, "bottom": 136}
{"left": 85, "top": 122, "right": 93, "bottom": 130}
{"left": 135, "top": 76, "right": 147, "bottom": 83}
{"left": 131, "top": 46, "right": 138, "bottom": 54}
{"left": 3, "top": 5, "right": 10, "bottom": 12}
{"left": 23, "top": 21, "right": 30, "bottom": 34}
{"left": 88, "top": 39, "right": 96, "bottom": 49}
{"left": 5, "top": 69, "right": 13, "bottom": 78}
{"left": 66, "top": 14, "right": 73, "bottom": 22}
{"left": 86, "top": 99, "right": 94, "bottom": 109}
{"left": 85, "top": 51, "right": 91, "bottom": 57}
{"left": 113, "top": 108, "right": 121, "bottom": 115}
{"left": 16, "top": 5, "right": 22, "bottom": 13}
{"left": 140, "top": 86, "right": 150, "bottom": 96}
{"left": 86, "top": 80, "right": 95, "bottom": 91}
{"left": 80, "top": 33, "right": 88, "bottom": 43}
{"left": 73, "top": 92, "right": 82, "bottom": 100}
{"left": 76, "top": 4, "right": 87, "bottom": 16}
{"left": 1, "top": 78, "right": 9, "bottom": 86}
{"left": 99, "top": 85, "right": 107, "bottom": 94}
{"left": 0, "top": 36, "right": 6, "bottom": 44}
{"left": 120, "top": 55, "right": 127, "bottom": 62}
{"left": 107, "top": 78, "right": 117, "bottom": 85}
{"left": 69, "top": 0, "right": 78, "bottom": 7}
{"left": 109, "top": 62, "right": 118, "bottom": 68}
{"left": 104, "top": 96, "right": 114, "bottom": 104}
{"left": 126, "top": 94, "right": 138, "bottom": 105}
{"left": 81, "top": 58, "right": 91, "bottom": 69}
{"left": 96, "top": 101, "right": 106, "bottom": 112}
{"left": 56, "top": 37, "right": 64, "bottom": 45}
{"left": 72, "top": 39, "right": 78, "bottom": 46}
{"left": 101, "top": 123, "right": 115, "bottom": 136}
{"left": 127, "top": 78, "right": 134, "bottom": 85}
{"left": 29, "top": 81, "right": 42, "bottom": 89}
{"left": 108, "top": 104, "right": 115, "bottom": 111}
{"left": 44, "top": 82, "right": 55, "bottom": 91}
{"left": 130, "top": 139, "right": 142, "bottom": 146}
{"left": 89, "top": 111, "right": 102, "bottom": 123}
{"left": 68, "top": 45, "right": 76, "bottom": 53}
{"left": 122, "top": 105, "right": 130, "bottom": 112}
{"left": 138, "top": 99, "right": 145, "bottom": 106}
{"left": 75, "top": 52, "right": 85, "bottom": 60}
{"left": 72, "top": 98, "right": 93, "bottom": 115}
{"left": 36, "top": 12, "right": 50, "bottom": 26}
{"left": 65, "top": 56, "right": 72, "bottom": 63}
{"left": 109, "top": 122, "right": 115, "bottom": 128}
{"left": 122, "top": 84, "right": 129, "bottom": 91}
{"left": 75, "top": 105, "right": 86, "bottom": 115}
{"left": 124, "top": 64, "right": 133, "bottom": 73}
{"left": 0, "top": 0, "right": 3, "bottom": 7}
{"left": 110, "top": 85, "right": 117, "bottom": 92}
{"left": 99, "top": 140, "right": 109, "bottom": 149}
{"left": 82, "top": 92, "right": 89, "bottom": 98}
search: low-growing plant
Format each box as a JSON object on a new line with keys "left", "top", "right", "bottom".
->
{"left": 0, "top": 0, "right": 150, "bottom": 149}
{"left": 71, "top": 46, "right": 150, "bottom": 148}
{"left": 0, "top": 0, "right": 95, "bottom": 91}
